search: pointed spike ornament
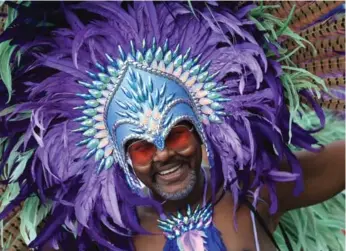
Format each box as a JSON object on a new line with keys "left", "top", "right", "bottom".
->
{"left": 193, "top": 54, "right": 202, "bottom": 64}
{"left": 78, "top": 81, "right": 92, "bottom": 88}
{"left": 136, "top": 50, "right": 144, "bottom": 62}
{"left": 163, "top": 39, "right": 169, "bottom": 52}
{"left": 87, "top": 139, "right": 100, "bottom": 149}
{"left": 204, "top": 82, "right": 217, "bottom": 91}
{"left": 190, "top": 65, "right": 201, "bottom": 76}
{"left": 151, "top": 37, "right": 157, "bottom": 52}
{"left": 130, "top": 40, "right": 136, "bottom": 57}
{"left": 155, "top": 47, "right": 163, "bottom": 61}
{"left": 85, "top": 148, "right": 97, "bottom": 159}
{"left": 173, "top": 55, "right": 183, "bottom": 68}
{"left": 183, "top": 47, "right": 191, "bottom": 62}
{"left": 207, "top": 92, "right": 221, "bottom": 100}
{"left": 142, "top": 39, "right": 146, "bottom": 51}
{"left": 118, "top": 45, "right": 126, "bottom": 61}
{"left": 95, "top": 62, "right": 105, "bottom": 72}
{"left": 76, "top": 93, "right": 92, "bottom": 100}
{"left": 76, "top": 138, "right": 91, "bottom": 146}
{"left": 86, "top": 70, "right": 97, "bottom": 79}
{"left": 145, "top": 49, "right": 154, "bottom": 63}
{"left": 173, "top": 44, "right": 180, "bottom": 58}
{"left": 105, "top": 53, "right": 114, "bottom": 63}
{"left": 148, "top": 77, "right": 154, "bottom": 93}
{"left": 92, "top": 81, "right": 106, "bottom": 90}
{"left": 85, "top": 99, "right": 100, "bottom": 108}
{"left": 182, "top": 59, "right": 194, "bottom": 71}
{"left": 205, "top": 70, "right": 220, "bottom": 82}
{"left": 72, "top": 127, "right": 88, "bottom": 133}
{"left": 81, "top": 119, "right": 94, "bottom": 127}
{"left": 74, "top": 116, "right": 88, "bottom": 122}
{"left": 107, "top": 66, "right": 118, "bottom": 77}
{"left": 197, "top": 71, "right": 208, "bottom": 82}
{"left": 163, "top": 50, "right": 172, "bottom": 65}
{"left": 83, "top": 128, "right": 97, "bottom": 137}
{"left": 98, "top": 73, "right": 110, "bottom": 83}
{"left": 201, "top": 60, "right": 211, "bottom": 72}
{"left": 116, "top": 58, "right": 124, "bottom": 68}
{"left": 211, "top": 102, "right": 224, "bottom": 111}
{"left": 209, "top": 114, "right": 222, "bottom": 123}
{"left": 89, "top": 89, "right": 102, "bottom": 99}
{"left": 95, "top": 149, "right": 105, "bottom": 161}
{"left": 105, "top": 156, "right": 114, "bottom": 169}
{"left": 97, "top": 158, "right": 106, "bottom": 173}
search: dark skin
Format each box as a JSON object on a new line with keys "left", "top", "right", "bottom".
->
{"left": 127, "top": 121, "right": 204, "bottom": 212}
{"left": 272, "top": 140, "right": 345, "bottom": 222}
{"left": 130, "top": 121, "right": 345, "bottom": 251}
{"left": 40, "top": 126, "right": 345, "bottom": 251}
{"left": 131, "top": 122, "right": 278, "bottom": 250}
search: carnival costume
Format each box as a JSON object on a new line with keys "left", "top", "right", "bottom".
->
{"left": 0, "top": 1, "right": 345, "bottom": 251}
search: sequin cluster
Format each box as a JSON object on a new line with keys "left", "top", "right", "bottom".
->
{"left": 158, "top": 204, "right": 213, "bottom": 240}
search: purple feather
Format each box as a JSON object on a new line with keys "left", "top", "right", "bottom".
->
{"left": 100, "top": 168, "right": 125, "bottom": 228}
{"left": 0, "top": 1, "right": 328, "bottom": 249}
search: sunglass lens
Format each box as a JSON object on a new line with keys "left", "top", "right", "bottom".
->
{"left": 128, "top": 141, "right": 156, "bottom": 166}
{"left": 166, "top": 126, "right": 193, "bottom": 151}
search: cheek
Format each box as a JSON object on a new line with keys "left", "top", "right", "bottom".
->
{"left": 178, "top": 144, "right": 197, "bottom": 156}
{"left": 132, "top": 164, "right": 152, "bottom": 183}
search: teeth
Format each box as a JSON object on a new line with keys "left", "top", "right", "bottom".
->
{"left": 159, "top": 165, "right": 181, "bottom": 175}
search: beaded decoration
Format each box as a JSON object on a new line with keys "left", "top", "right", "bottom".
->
{"left": 73, "top": 38, "right": 228, "bottom": 189}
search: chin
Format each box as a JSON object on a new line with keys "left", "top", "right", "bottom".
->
{"left": 154, "top": 169, "right": 197, "bottom": 201}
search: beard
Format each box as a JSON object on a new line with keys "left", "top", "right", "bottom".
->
{"left": 152, "top": 168, "right": 197, "bottom": 201}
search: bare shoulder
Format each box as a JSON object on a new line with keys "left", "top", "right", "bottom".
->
{"left": 133, "top": 207, "right": 165, "bottom": 251}
{"left": 275, "top": 140, "right": 345, "bottom": 213}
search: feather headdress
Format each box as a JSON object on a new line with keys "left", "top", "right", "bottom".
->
{"left": 0, "top": 1, "right": 344, "bottom": 250}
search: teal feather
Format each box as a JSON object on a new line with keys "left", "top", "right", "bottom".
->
{"left": 19, "top": 196, "right": 52, "bottom": 244}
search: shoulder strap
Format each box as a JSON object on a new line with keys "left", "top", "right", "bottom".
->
{"left": 243, "top": 200, "right": 293, "bottom": 251}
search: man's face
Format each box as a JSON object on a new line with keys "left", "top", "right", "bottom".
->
{"left": 126, "top": 122, "right": 202, "bottom": 201}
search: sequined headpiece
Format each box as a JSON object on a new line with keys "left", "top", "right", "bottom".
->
{"left": 74, "top": 39, "right": 229, "bottom": 190}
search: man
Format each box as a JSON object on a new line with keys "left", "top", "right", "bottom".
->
{"left": 0, "top": 1, "right": 345, "bottom": 251}
{"left": 130, "top": 122, "right": 344, "bottom": 251}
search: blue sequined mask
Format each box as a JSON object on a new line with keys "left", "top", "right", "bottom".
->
{"left": 74, "top": 39, "right": 229, "bottom": 191}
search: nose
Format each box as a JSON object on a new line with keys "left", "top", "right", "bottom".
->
{"left": 152, "top": 148, "right": 173, "bottom": 162}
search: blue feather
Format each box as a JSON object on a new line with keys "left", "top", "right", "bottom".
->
{"left": 204, "top": 225, "right": 227, "bottom": 251}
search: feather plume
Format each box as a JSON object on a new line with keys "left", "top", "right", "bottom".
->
{"left": 0, "top": 1, "right": 342, "bottom": 250}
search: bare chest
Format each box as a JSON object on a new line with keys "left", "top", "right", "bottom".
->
{"left": 133, "top": 193, "right": 276, "bottom": 251}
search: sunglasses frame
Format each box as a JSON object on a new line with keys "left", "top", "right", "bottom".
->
{"left": 127, "top": 124, "right": 195, "bottom": 165}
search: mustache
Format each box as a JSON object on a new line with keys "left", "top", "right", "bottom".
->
{"left": 151, "top": 155, "right": 190, "bottom": 175}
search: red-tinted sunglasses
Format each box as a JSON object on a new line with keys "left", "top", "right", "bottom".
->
{"left": 128, "top": 125, "right": 194, "bottom": 166}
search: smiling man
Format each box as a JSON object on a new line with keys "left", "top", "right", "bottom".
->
{"left": 0, "top": 1, "right": 345, "bottom": 251}
{"left": 127, "top": 122, "right": 202, "bottom": 201}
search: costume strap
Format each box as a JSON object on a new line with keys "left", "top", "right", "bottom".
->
{"left": 243, "top": 199, "right": 293, "bottom": 251}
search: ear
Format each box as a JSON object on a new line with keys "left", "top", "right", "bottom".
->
{"left": 201, "top": 145, "right": 209, "bottom": 166}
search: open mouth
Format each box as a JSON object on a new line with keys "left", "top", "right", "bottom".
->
{"left": 154, "top": 163, "right": 189, "bottom": 184}
{"left": 157, "top": 164, "right": 181, "bottom": 176}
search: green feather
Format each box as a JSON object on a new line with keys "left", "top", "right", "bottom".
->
{"left": 0, "top": 3, "right": 21, "bottom": 103}
{"left": 0, "top": 104, "right": 16, "bottom": 117}
{"left": 275, "top": 193, "right": 345, "bottom": 251}
{"left": 19, "top": 196, "right": 52, "bottom": 244}
{"left": 0, "top": 183, "right": 20, "bottom": 212}
{"left": 0, "top": 41, "right": 16, "bottom": 102}
{"left": 10, "top": 149, "right": 35, "bottom": 182}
